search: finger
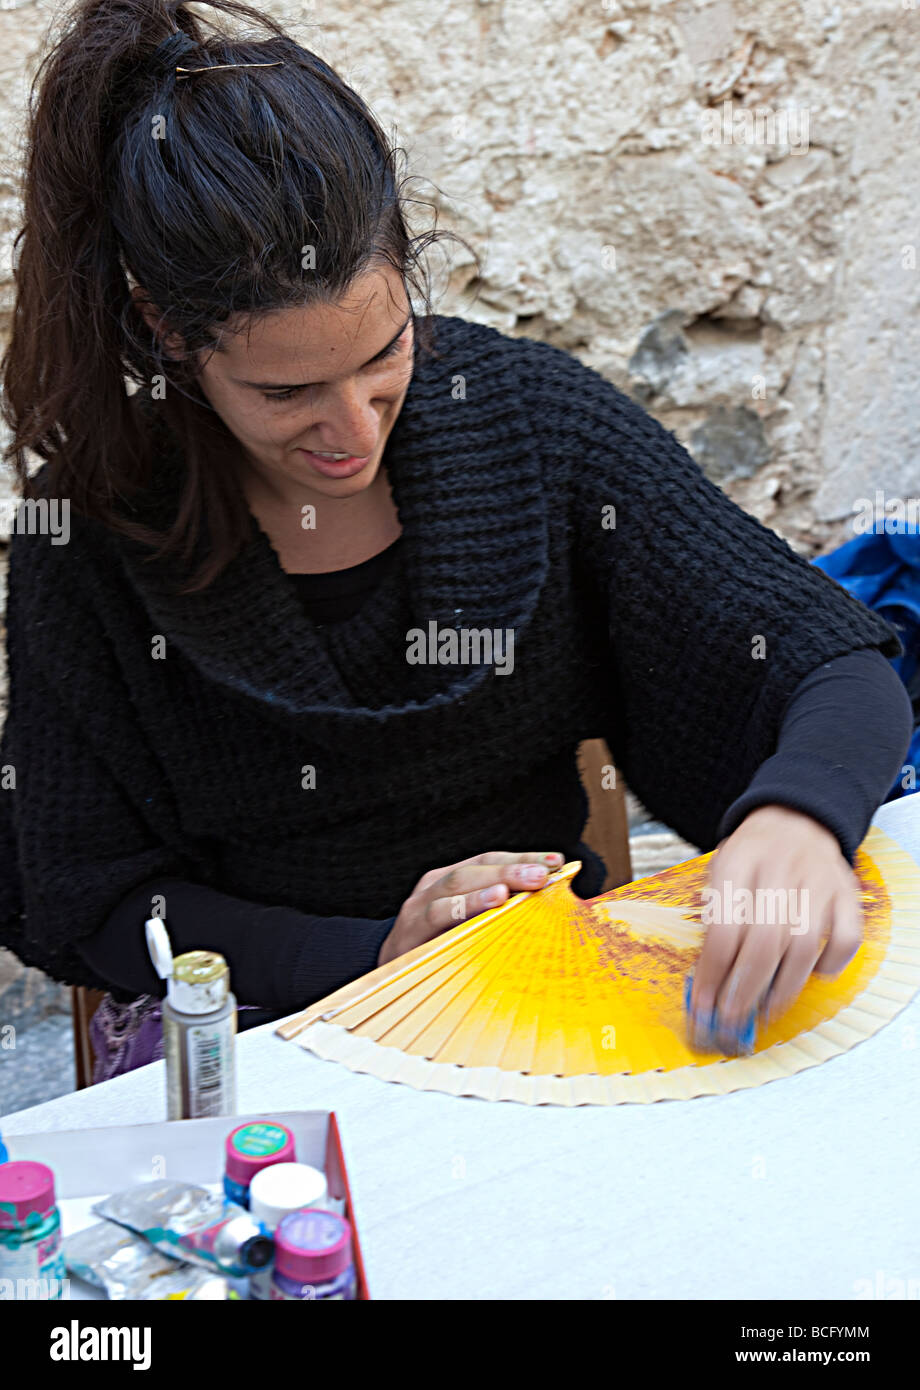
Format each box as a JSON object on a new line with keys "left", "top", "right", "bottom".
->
{"left": 431, "top": 860, "right": 558, "bottom": 904}
{"left": 764, "top": 882, "right": 841, "bottom": 1022}
{"left": 691, "top": 851, "right": 746, "bottom": 1019}
{"left": 762, "top": 930, "right": 823, "bottom": 1024}
{"left": 714, "top": 922, "right": 785, "bottom": 1032}
{"left": 424, "top": 882, "right": 515, "bottom": 935}
{"left": 690, "top": 916, "right": 743, "bottom": 1023}
{"left": 814, "top": 884, "right": 864, "bottom": 977}
{"left": 415, "top": 850, "right": 563, "bottom": 894}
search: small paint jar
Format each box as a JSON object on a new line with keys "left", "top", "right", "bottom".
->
{"left": 247, "top": 1162, "right": 329, "bottom": 1300}
{"left": 0, "top": 1160, "right": 67, "bottom": 1298}
{"left": 223, "top": 1121, "right": 297, "bottom": 1207}
{"left": 269, "top": 1209, "right": 355, "bottom": 1301}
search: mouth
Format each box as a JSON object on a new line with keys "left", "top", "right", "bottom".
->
{"left": 296, "top": 449, "right": 372, "bottom": 478}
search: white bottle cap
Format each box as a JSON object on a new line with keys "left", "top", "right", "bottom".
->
{"left": 146, "top": 916, "right": 174, "bottom": 981}
{"left": 248, "top": 1162, "right": 329, "bottom": 1228}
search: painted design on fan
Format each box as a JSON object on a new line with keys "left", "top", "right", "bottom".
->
{"left": 277, "top": 825, "right": 920, "bottom": 1106}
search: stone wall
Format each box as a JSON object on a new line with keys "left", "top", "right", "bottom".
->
{"left": 1, "top": 0, "right": 917, "bottom": 598}
{"left": 1, "top": 1, "right": 918, "bottom": 546}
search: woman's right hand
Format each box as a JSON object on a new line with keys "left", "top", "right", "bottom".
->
{"left": 376, "top": 850, "right": 564, "bottom": 967}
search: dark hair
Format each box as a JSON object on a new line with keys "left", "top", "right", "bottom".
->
{"left": 2, "top": 0, "right": 477, "bottom": 591}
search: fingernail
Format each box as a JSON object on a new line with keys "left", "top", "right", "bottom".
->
{"left": 716, "top": 1010, "right": 756, "bottom": 1055}
{"left": 482, "top": 885, "right": 504, "bottom": 906}
{"left": 543, "top": 853, "right": 563, "bottom": 864}
{"left": 684, "top": 973, "right": 696, "bottom": 1015}
{"left": 520, "top": 865, "right": 548, "bottom": 885}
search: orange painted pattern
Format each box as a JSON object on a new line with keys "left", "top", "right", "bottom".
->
{"left": 335, "top": 847, "right": 892, "bottom": 1076}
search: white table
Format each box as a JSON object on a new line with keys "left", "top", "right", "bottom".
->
{"left": 4, "top": 797, "right": 919, "bottom": 1300}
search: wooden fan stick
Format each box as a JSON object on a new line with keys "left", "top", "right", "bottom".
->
{"left": 275, "top": 859, "right": 584, "bottom": 1039}
{"left": 332, "top": 907, "right": 534, "bottom": 1038}
{"left": 377, "top": 881, "right": 575, "bottom": 1060}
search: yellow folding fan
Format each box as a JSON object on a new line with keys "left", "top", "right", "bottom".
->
{"left": 276, "top": 824, "right": 920, "bottom": 1105}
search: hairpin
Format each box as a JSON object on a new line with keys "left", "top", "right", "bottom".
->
{"left": 176, "top": 61, "right": 284, "bottom": 79}
{"left": 150, "top": 30, "right": 284, "bottom": 80}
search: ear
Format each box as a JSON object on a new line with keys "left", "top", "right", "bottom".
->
{"left": 131, "top": 285, "right": 185, "bottom": 358}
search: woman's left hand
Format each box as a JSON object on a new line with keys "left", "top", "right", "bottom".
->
{"left": 688, "top": 804, "right": 864, "bottom": 1051}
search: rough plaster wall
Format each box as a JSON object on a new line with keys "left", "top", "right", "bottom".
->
{"left": 0, "top": 2, "right": 916, "bottom": 1075}
{"left": 0, "top": 0, "right": 917, "bottom": 542}
{"left": 321, "top": 0, "right": 918, "bottom": 548}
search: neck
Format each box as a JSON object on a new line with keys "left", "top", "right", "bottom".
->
{"left": 242, "top": 459, "right": 402, "bottom": 571}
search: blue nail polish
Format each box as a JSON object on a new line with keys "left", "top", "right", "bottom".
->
{"left": 734, "top": 1011, "right": 757, "bottom": 1054}
{"left": 685, "top": 973, "right": 713, "bottom": 1048}
{"left": 685, "top": 972, "right": 756, "bottom": 1054}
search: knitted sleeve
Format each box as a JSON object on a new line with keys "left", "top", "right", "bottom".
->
{"left": 0, "top": 527, "right": 398, "bottom": 1004}
{"left": 0, "top": 526, "right": 192, "bottom": 990}
{"left": 76, "top": 877, "right": 396, "bottom": 1013}
{"left": 560, "top": 362, "right": 904, "bottom": 853}
{"left": 716, "top": 647, "right": 912, "bottom": 862}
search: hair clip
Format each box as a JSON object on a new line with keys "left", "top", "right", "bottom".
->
{"left": 150, "top": 30, "right": 284, "bottom": 81}
{"left": 175, "top": 61, "right": 284, "bottom": 79}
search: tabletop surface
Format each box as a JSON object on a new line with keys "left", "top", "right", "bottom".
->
{"left": 3, "top": 795, "right": 919, "bottom": 1300}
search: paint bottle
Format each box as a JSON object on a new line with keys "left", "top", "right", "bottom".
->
{"left": 247, "top": 1162, "right": 329, "bottom": 1300}
{"left": 269, "top": 1209, "right": 355, "bottom": 1301}
{"left": 146, "top": 919, "right": 237, "bottom": 1120}
{"left": 223, "top": 1122, "right": 297, "bottom": 1207}
{"left": 0, "top": 1160, "right": 67, "bottom": 1298}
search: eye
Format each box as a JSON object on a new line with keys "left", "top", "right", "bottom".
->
{"left": 262, "top": 386, "right": 303, "bottom": 404}
{"left": 261, "top": 331, "right": 408, "bottom": 404}
{"left": 369, "top": 333, "right": 406, "bottom": 366}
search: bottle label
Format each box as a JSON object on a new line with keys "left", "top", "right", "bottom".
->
{"left": 232, "top": 1123, "right": 289, "bottom": 1157}
{"left": 186, "top": 1018, "right": 236, "bottom": 1117}
{"left": 0, "top": 1224, "right": 66, "bottom": 1298}
{"left": 269, "top": 1270, "right": 356, "bottom": 1300}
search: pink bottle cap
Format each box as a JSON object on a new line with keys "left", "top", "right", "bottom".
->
{"left": 275, "top": 1208, "right": 352, "bottom": 1284}
{"left": 0, "top": 1160, "right": 57, "bottom": 1229}
{"left": 225, "top": 1122, "right": 296, "bottom": 1188}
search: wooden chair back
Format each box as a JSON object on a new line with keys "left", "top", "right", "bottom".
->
{"left": 575, "top": 737, "right": 632, "bottom": 892}
{"left": 71, "top": 985, "right": 105, "bottom": 1090}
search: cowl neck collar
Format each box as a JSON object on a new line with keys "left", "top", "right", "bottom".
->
{"left": 116, "top": 314, "right": 549, "bottom": 721}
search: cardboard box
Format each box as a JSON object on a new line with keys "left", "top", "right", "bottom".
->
{"left": 3, "top": 1110, "right": 369, "bottom": 1300}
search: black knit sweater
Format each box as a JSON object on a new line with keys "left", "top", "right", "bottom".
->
{"left": 0, "top": 312, "right": 908, "bottom": 1007}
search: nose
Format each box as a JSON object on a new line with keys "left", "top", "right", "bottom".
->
{"left": 308, "top": 379, "right": 380, "bottom": 457}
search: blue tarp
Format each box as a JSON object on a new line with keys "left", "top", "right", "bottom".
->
{"left": 812, "top": 527, "right": 920, "bottom": 801}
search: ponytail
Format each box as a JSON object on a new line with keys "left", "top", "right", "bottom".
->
{"left": 1, "top": 0, "right": 473, "bottom": 591}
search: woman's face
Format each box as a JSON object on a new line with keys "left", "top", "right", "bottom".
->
{"left": 193, "top": 264, "right": 415, "bottom": 504}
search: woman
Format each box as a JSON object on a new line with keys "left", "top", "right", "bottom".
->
{"left": 0, "top": 0, "right": 911, "bottom": 1081}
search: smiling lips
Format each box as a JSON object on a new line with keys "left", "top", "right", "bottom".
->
{"left": 297, "top": 448, "right": 372, "bottom": 477}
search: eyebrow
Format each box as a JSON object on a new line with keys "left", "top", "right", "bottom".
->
{"left": 234, "top": 314, "right": 413, "bottom": 390}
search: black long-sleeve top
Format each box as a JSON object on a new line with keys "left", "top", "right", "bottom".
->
{"left": 74, "top": 535, "right": 913, "bottom": 1018}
